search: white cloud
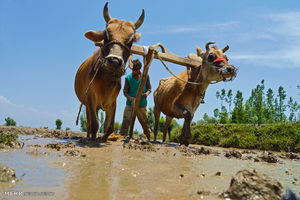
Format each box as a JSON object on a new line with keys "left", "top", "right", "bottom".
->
{"left": 146, "top": 21, "right": 240, "bottom": 34}
{"left": 230, "top": 11, "right": 300, "bottom": 69}
{"left": 268, "top": 12, "right": 300, "bottom": 37}
{"left": 0, "top": 96, "right": 11, "bottom": 104}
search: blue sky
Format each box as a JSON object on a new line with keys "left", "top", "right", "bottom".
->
{"left": 1, "top": 0, "right": 300, "bottom": 131}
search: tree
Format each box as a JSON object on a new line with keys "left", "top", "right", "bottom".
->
{"left": 114, "top": 122, "right": 121, "bottom": 133}
{"left": 219, "top": 106, "right": 229, "bottom": 124}
{"left": 99, "top": 111, "right": 104, "bottom": 133}
{"left": 79, "top": 106, "right": 87, "bottom": 132}
{"left": 231, "top": 90, "right": 245, "bottom": 123}
{"left": 55, "top": 119, "right": 62, "bottom": 130}
{"left": 148, "top": 106, "right": 155, "bottom": 131}
{"left": 216, "top": 89, "right": 226, "bottom": 107}
{"left": 203, "top": 113, "right": 217, "bottom": 123}
{"left": 287, "top": 97, "right": 298, "bottom": 122}
{"left": 4, "top": 117, "right": 16, "bottom": 126}
{"left": 225, "top": 89, "right": 233, "bottom": 114}
{"left": 253, "top": 80, "right": 266, "bottom": 124}
{"left": 158, "top": 117, "right": 166, "bottom": 132}
{"left": 213, "top": 108, "right": 220, "bottom": 120}
{"left": 277, "top": 86, "right": 287, "bottom": 122}
{"left": 265, "top": 88, "right": 275, "bottom": 123}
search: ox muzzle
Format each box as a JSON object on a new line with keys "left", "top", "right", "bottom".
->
{"left": 213, "top": 57, "right": 237, "bottom": 81}
{"left": 102, "top": 40, "right": 131, "bottom": 69}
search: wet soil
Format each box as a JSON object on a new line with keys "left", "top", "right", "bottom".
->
{"left": 0, "top": 126, "right": 299, "bottom": 199}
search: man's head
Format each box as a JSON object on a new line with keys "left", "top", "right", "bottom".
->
{"left": 132, "top": 59, "right": 142, "bottom": 76}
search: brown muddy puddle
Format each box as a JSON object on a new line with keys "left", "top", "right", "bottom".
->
{"left": 0, "top": 135, "right": 299, "bottom": 200}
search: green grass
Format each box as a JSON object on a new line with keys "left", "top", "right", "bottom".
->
{"left": 0, "top": 132, "right": 23, "bottom": 148}
{"left": 170, "top": 123, "right": 300, "bottom": 152}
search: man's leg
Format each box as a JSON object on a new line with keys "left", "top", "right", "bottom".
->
{"left": 136, "top": 106, "right": 151, "bottom": 140}
{"left": 120, "top": 105, "right": 133, "bottom": 136}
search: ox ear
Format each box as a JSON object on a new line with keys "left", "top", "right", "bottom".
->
{"left": 196, "top": 46, "right": 205, "bottom": 58}
{"left": 134, "top": 33, "right": 141, "bottom": 42}
{"left": 84, "top": 30, "right": 105, "bottom": 42}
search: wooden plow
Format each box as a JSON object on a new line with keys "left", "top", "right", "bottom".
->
{"left": 128, "top": 43, "right": 202, "bottom": 137}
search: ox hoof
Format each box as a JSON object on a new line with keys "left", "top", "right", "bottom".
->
{"left": 100, "top": 136, "right": 108, "bottom": 143}
{"left": 180, "top": 140, "right": 190, "bottom": 147}
{"left": 122, "top": 137, "right": 130, "bottom": 143}
{"left": 151, "top": 140, "right": 161, "bottom": 144}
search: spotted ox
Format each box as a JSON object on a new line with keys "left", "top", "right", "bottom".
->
{"left": 74, "top": 2, "right": 145, "bottom": 141}
{"left": 153, "top": 42, "right": 237, "bottom": 146}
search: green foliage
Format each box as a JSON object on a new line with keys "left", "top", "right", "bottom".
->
{"left": 99, "top": 111, "right": 104, "bottom": 133}
{"left": 0, "top": 132, "right": 23, "bottom": 148}
{"left": 114, "top": 122, "right": 121, "bottom": 133}
{"left": 158, "top": 117, "right": 166, "bottom": 132}
{"left": 207, "top": 80, "right": 299, "bottom": 124}
{"left": 80, "top": 114, "right": 87, "bottom": 132}
{"left": 202, "top": 113, "right": 217, "bottom": 124}
{"left": 148, "top": 106, "right": 155, "bottom": 131}
{"left": 170, "top": 123, "right": 300, "bottom": 152}
{"left": 66, "top": 127, "right": 71, "bottom": 131}
{"left": 4, "top": 117, "right": 16, "bottom": 126}
{"left": 277, "top": 86, "right": 287, "bottom": 122}
{"left": 55, "top": 119, "right": 62, "bottom": 130}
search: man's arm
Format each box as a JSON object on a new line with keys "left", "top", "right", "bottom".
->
{"left": 142, "top": 75, "right": 152, "bottom": 98}
{"left": 123, "top": 79, "right": 135, "bottom": 102}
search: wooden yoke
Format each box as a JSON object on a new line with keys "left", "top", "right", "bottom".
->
{"left": 129, "top": 46, "right": 156, "bottom": 138}
{"left": 131, "top": 44, "right": 202, "bottom": 68}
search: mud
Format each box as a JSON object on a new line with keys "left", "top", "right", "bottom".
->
{"left": 45, "top": 141, "right": 76, "bottom": 151}
{"left": 123, "top": 137, "right": 157, "bottom": 152}
{"left": 64, "top": 149, "right": 86, "bottom": 157}
{"left": 0, "top": 126, "right": 299, "bottom": 199}
{"left": 224, "top": 169, "right": 283, "bottom": 200}
{"left": 0, "top": 163, "right": 18, "bottom": 183}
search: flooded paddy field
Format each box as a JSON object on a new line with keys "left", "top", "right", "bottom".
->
{"left": 0, "top": 126, "right": 299, "bottom": 200}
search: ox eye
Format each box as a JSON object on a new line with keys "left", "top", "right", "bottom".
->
{"left": 207, "top": 53, "right": 216, "bottom": 63}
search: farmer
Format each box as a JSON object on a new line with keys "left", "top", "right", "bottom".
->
{"left": 120, "top": 58, "right": 152, "bottom": 140}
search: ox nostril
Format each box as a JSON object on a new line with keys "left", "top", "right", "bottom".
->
{"left": 108, "top": 57, "right": 121, "bottom": 67}
{"left": 227, "top": 68, "right": 232, "bottom": 73}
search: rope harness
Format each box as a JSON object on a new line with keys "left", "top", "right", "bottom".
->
{"left": 76, "top": 55, "right": 104, "bottom": 125}
{"left": 153, "top": 49, "right": 219, "bottom": 85}
{"left": 75, "top": 40, "right": 131, "bottom": 125}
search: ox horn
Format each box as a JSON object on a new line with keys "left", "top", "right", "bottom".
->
{"left": 222, "top": 45, "right": 229, "bottom": 53}
{"left": 205, "top": 41, "right": 215, "bottom": 52}
{"left": 103, "top": 2, "right": 111, "bottom": 23}
{"left": 134, "top": 9, "right": 145, "bottom": 30}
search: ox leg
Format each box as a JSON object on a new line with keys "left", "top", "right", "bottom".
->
{"left": 86, "top": 105, "right": 99, "bottom": 141}
{"left": 174, "top": 104, "right": 192, "bottom": 146}
{"left": 181, "top": 111, "right": 193, "bottom": 146}
{"left": 101, "top": 102, "right": 116, "bottom": 142}
{"left": 153, "top": 105, "right": 161, "bottom": 142}
{"left": 163, "top": 116, "right": 173, "bottom": 143}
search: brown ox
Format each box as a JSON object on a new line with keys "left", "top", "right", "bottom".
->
{"left": 153, "top": 42, "right": 237, "bottom": 146}
{"left": 74, "top": 2, "right": 145, "bottom": 141}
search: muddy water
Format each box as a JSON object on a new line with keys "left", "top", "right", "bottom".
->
{"left": 0, "top": 135, "right": 299, "bottom": 200}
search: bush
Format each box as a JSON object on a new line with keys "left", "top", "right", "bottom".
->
{"left": 170, "top": 123, "right": 300, "bottom": 152}
{"left": 4, "top": 117, "right": 16, "bottom": 126}
{"left": 55, "top": 119, "right": 62, "bottom": 130}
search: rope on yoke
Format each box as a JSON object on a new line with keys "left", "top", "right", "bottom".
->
{"left": 154, "top": 50, "right": 213, "bottom": 85}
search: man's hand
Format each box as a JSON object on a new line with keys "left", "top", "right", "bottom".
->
{"left": 142, "top": 93, "right": 148, "bottom": 98}
{"left": 129, "top": 97, "right": 136, "bottom": 104}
